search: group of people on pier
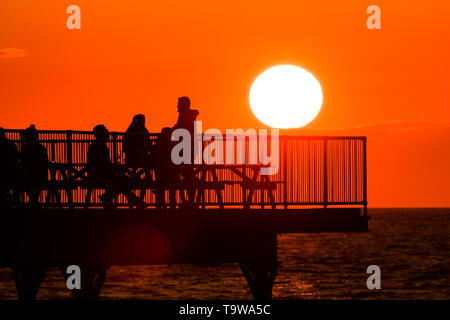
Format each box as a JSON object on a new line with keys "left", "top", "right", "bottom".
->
{"left": 0, "top": 97, "right": 199, "bottom": 209}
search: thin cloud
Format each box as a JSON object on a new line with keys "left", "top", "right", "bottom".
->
{"left": 0, "top": 48, "right": 27, "bottom": 58}
{"left": 308, "top": 120, "right": 449, "bottom": 132}
{"left": 282, "top": 120, "right": 450, "bottom": 136}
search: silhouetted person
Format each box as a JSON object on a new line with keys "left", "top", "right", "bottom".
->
{"left": 0, "top": 128, "right": 19, "bottom": 207}
{"left": 173, "top": 97, "right": 199, "bottom": 204}
{"left": 152, "top": 127, "right": 177, "bottom": 209}
{"left": 87, "top": 125, "right": 143, "bottom": 209}
{"left": 19, "top": 125, "right": 48, "bottom": 207}
{"left": 123, "top": 114, "right": 152, "bottom": 169}
{"left": 87, "top": 125, "right": 111, "bottom": 184}
{"left": 173, "top": 96, "right": 199, "bottom": 137}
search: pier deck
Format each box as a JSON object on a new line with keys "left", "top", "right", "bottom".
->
{"left": 0, "top": 207, "right": 368, "bottom": 266}
{"left": 0, "top": 208, "right": 368, "bottom": 300}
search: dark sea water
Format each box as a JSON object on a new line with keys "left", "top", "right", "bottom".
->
{"left": 0, "top": 208, "right": 448, "bottom": 299}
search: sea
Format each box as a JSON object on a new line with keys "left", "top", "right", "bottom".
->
{"left": 0, "top": 208, "right": 448, "bottom": 299}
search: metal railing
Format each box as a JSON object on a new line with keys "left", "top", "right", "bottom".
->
{"left": 4, "top": 129, "right": 367, "bottom": 214}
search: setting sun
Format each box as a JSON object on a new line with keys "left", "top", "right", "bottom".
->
{"left": 249, "top": 65, "right": 323, "bottom": 129}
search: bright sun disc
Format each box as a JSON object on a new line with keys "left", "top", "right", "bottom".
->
{"left": 249, "top": 65, "right": 323, "bottom": 129}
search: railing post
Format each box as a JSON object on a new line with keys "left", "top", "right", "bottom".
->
{"left": 363, "top": 137, "right": 368, "bottom": 216}
{"left": 112, "top": 133, "right": 118, "bottom": 164}
{"left": 51, "top": 140, "right": 56, "bottom": 163}
{"left": 283, "top": 136, "right": 288, "bottom": 209}
{"left": 67, "top": 131, "right": 73, "bottom": 181}
{"left": 67, "top": 130, "right": 73, "bottom": 208}
{"left": 323, "top": 138, "right": 328, "bottom": 208}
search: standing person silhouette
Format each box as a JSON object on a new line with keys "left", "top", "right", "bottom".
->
{"left": 19, "top": 125, "right": 48, "bottom": 207}
{"left": 152, "top": 127, "right": 177, "bottom": 209}
{"left": 87, "top": 125, "right": 143, "bottom": 209}
{"left": 173, "top": 97, "right": 199, "bottom": 137}
{"left": 87, "top": 125, "right": 111, "bottom": 185}
{"left": 0, "top": 128, "right": 19, "bottom": 208}
{"left": 173, "top": 97, "right": 199, "bottom": 205}
{"left": 123, "top": 114, "right": 153, "bottom": 196}
{"left": 123, "top": 114, "right": 152, "bottom": 169}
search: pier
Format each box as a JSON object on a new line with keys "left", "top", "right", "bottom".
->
{"left": 0, "top": 130, "right": 369, "bottom": 300}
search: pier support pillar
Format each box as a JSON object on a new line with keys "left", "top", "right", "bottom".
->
{"left": 12, "top": 266, "right": 47, "bottom": 300}
{"left": 239, "top": 261, "right": 280, "bottom": 300}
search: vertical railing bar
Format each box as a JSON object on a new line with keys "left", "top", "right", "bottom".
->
{"left": 323, "top": 138, "right": 328, "bottom": 208}
{"left": 363, "top": 137, "right": 368, "bottom": 216}
{"left": 67, "top": 130, "right": 73, "bottom": 208}
{"left": 303, "top": 140, "right": 316, "bottom": 202}
{"left": 283, "top": 136, "right": 288, "bottom": 209}
{"left": 354, "top": 141, "right": 357, "bottom": 203}
{"left": 67, "top": 130, "right": 73, "bottom": 182}
{"left": 51, "top": 139, "right": 56, "bottom": 163}
{"left": 112, "top": 133, "right": 118, "bottom": 164}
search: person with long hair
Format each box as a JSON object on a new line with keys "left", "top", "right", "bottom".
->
{"left": 123, "top": 114, "right": 151, "bottom": 169}
{"left": 19, "top": 125, "right": 48, "bottom": 207}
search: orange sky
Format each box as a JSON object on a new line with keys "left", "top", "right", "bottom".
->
{"left": 1, "top": 0, "right": 449, "bottom": 206}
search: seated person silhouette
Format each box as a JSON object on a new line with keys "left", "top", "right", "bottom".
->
{"left": 19, "top": 125, "right": 48, "bottom": 207}
{"left": 0, "top": 128, "right": 19, "bottom": 208}
{"left": 152, "top": 127, "right": 177, "bottom": 209}
{"left": 123, "top": 114, "right": 152, "bottom": 173}
{"left": 173, "top": 97, "right": 199, "bottom": 205}
{"left": 87, "top": 125, "right": 143, "bottom": 209}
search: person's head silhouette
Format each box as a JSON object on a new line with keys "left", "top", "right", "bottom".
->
{"left": 131, "top": 114, "right": 146, "bottom": 130}
{"left": 177, "top": 96, "right": 191, "bottom": 113}
{"left": 93, "top": 124, "right": 109, "bottom": 144}
{"left": 22, "top": 125, "right": 39, "bottom": 144}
